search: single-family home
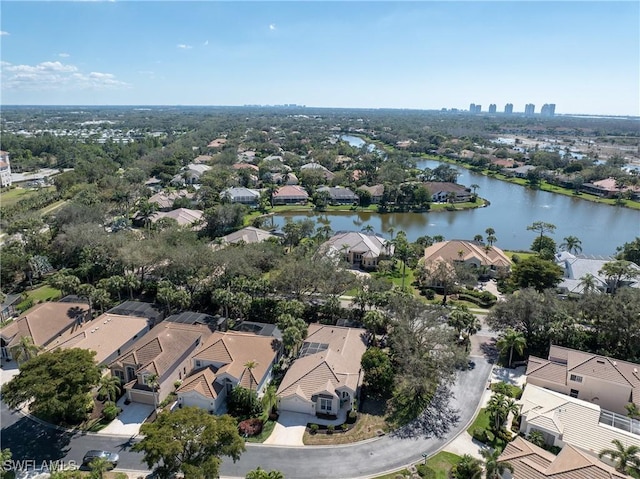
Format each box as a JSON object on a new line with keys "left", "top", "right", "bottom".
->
{"left": 165, "top": 311, "right": 226, "bottom": 331}
{"left": 45, "top": 312, "right": 151, "bottom": 365}
{"left": 423, "top": 240, "right": 512, "bottom": 277}
{"left": 316, "top": 186, "right": 359, "bottom": 205}
{"left": 357, "top": 184, "right": 384, "bottom": 204}
{"left": 504, "top": 164, "right": 537, "bottom": 178}
{"left": 220, "top": 187, "right": 261, "bottom": 205}
{"left": 518, "top": 384, "right": 640, "bottom": 457}
{"left": 423, "top": 182, "right": 472, "bottom": 203}
{"left": 108, "top": 322, "right": 213, "bottom": 405}
{"left": 277, "top": 325, "right": 368, "bottom": 418}
{"left": 581, "top": 178, "right": 640, "bottom": 200}
{"left": 0, "top": 151, "right": 13, "bottom": 188}
{"left": 269, "top": 172, "right": 299, "bottom": 185}
{"left": 150, "top": 208, "right": 204, "bottom": 229}
{"left": 554, "top": 252, "right": 640, "bottom": 295}
{"left": 107, "top": 301, "right": 164, "bottom": 326}
{"left": 0, "top": 301, "right": 90, "bottom": 361}
{"left": 207, "top": 138, "right": 227, "bottom": 148}
{"left": 526, "top": 344, "right": 640, "bottom": 415}
{"left": 182, "top": 164, "right": 211, "bottom": 184}
{"left": 272, "top": 185, "right": 309, "bottom": 205}
{"left": 148, "top": 190, "right": 195, "bottom": 211}
{"left": 300, "top": 162, "right": 335, "bottom": 181}
{"left": 232, "top": 163, "right": 259, "bottom": 173}
{"left": 213, "top": 226, "right": 277, "bottom": 247}
{"left": 176, "top": 331, "right": 281, "bottom": 413}
{"left": 0, "top": 294, "right": 22, "bottom": 322}
{"left": 320, "top": 232, "right": 393, "bottom": 270}
{"left": 498, "top": 435, "right": 631, "bottom": 479}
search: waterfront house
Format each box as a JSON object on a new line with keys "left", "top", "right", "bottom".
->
{"left": 320, "top": 232, "right": 393, "bottom": 270}
{"left": 357, "top": 184, "right": 384, "bottom": 204}
{"left": 272, "top": 185, "right": 309, "bottom": 205}
{"left": 316, "top": 186, "right": 359, "bottom": 205}
{"left": 220, "top": 187, "right": 261, "bottom": 205}
{"left": 423, "top": 182, "right": 472, "bottom": 203}
{"left": 423, "top": 240, "right": 511, "bottom": 277}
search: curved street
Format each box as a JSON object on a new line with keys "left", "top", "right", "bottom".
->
{"left": 1, "top": 357, "right": 492, "bottom": 479}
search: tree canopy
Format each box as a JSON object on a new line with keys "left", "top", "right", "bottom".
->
{"left": 132, "top": 406, "right": 245, "bottom": 479}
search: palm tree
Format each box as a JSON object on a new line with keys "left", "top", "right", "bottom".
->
{"left": 560, "top": 235, "right": 583, "bottom": 254}
{"left": 98, "top": 374, "right": 121, "bottom": 403}
{"left": 261, "top": 384, "right": 278, "bottom": 416}
{"left": 486, "top": 234, "right": 497, "bottom": 247}
{"left": 363, "top": 310, "right": 388, "bottom": 345}
{"left": 361, "top": 224, "right": 375, "bottom": 234}
{"left": 626, "top": 402, "right": 640, "bottom": 420}
{"left": 10, "top": 336, "right": 41, "bottom": 364}
{"left": 451, "top": 454, "right": 483, "bottom": 479}
{"left": 147, "top": 373, "right": 160, "bottom": 410}
{"left": 487, "top": 393, "right": 519, "bottom": 432}
{"left": 470, "top": 184, "right": 480, "bottom": 195}
{"left": 244, "top": 360, "right": 258, "bottom": 391}
{"left": 579, "top": 273, "right": 598, "bottom": 294}
{"left": 496, "top": 329, "right": 526, "bottom": 368}
{"left": 599, "top": 439, "right": 640, "bottom": 475}
{"left": 481, "top": 447, "right": 513, "bottom": 479}
{"left": 88, "top": 457, "right": 111, "bottom": 479}
{"left": 473, "top": 234, "right": 484, "bottom": 243}
{"left": 123, "top": 273, "right": 141, "bottom": 300}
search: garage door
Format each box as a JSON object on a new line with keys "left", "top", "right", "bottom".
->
{"left": 279, "top": 396, "right": 313, "bottom": 415}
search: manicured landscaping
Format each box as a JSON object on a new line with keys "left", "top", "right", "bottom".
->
{"left": 15, "top": 284, "right": 62, "bottom": 313}
{"left": 467, "top": 407, "right": 491, "bottom": 437}
{"left": 244, "top": 418, "right": 277, "bottom": 443}
{"left": 371, "top": 451, "right": 462, "bottom": 479}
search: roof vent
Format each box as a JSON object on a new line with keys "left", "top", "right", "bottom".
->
{"left": 634, "top": 368, "right": 638, "bottom": 373}
{"left": 612, "top": 361, "right": 617, "bottom": 366}
{"left": 596, "top": 359, "right": 605, "bottom": 364}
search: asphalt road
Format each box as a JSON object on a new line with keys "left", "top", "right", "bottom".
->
{"left": 1, "top": 357, "right": 492, "bottom": 478}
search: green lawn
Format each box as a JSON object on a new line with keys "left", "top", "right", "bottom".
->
{"left": 467, "top": 407, "right": 491, "bottom": 436}
{"left": 503, "top": 250, "right": 536, "bottom": 261}
{"left": 0, "top": 186, "right": 55, "bottom": 208}
{"left": 16, "top": 285, "right": 62, "bottom": 312}
{"left": 372, "top": 261, "right": 419, "bottom": 295}
{"left": 372, "top": 451, "right": 462, "bottom": 479}
{"left": 245, "top": 419, "right": 276, "bottom": 443}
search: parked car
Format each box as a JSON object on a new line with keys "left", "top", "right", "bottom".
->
{"left": 467, "top": 360, "right": 476, "bottom": 370}
{"left": 82, "top": 450, "right": 119, "bottom": 469}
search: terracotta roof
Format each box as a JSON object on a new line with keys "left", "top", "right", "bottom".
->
{"left": 272, "top": 185, "right": 309, "bottom": 199}
{"left": 424, "top": 240, "right": 512, "bottom": 269}
{"left": 109, "top": 322, "right": 211, "bottom": 378}
{"left": 176, "top": 366, "right": 224, "bottom": 399}
{"left": 526, "top": 356, "right": 569, "bottom": 384}
{"left": 150, "top": 208, "right": 204, "bottom": 226}
{"left": 148, "top": 190, "right": 193, "bottom": 209}
{"left": 277, "top": 325, "right": 367, "bottom": 400}
{"left": 232, "top": 163, "right": 259, "bottom": 171}
{"left": 0, "top": 302, "right": 89, "bottom": 349}
{"left": 358, "top": 184, "right": 384, "bottom": 197}
{"left": 45, "top": 313, "right": 150, "bottom": 364}
{"left": 499, "top": 436, "right": 630, "bottom": 479}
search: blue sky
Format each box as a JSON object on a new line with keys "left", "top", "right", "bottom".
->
{"left": 1, "top": 1, "right": 638, "bottom": 116}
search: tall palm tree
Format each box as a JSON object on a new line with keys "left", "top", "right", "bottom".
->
{"left": 579, "top": 273, "right": 598, "bottom": 294}
{"left": 11, "top": 336, "right": 41, "bottom": 364}
{"left": 527, "top": 430, "right": 546, "bottom": 447}
{"left": 244, "top": 360, "right": 258, "bottom": 391}
{"left": 98, "top": 374, "right": 121, "bottom": 403}
{"left": 451, "top": 454, "right": 483, "bottom": 479}
{"left": 261, "top": 384, "right": 278, "bottom": 416}
{"left": 560, "top": 235, "right": 583, "bottom": 254}
{"left": 473, "top": 234, "right": 484, "bottom": 243}
{"left": 599, "top": 439, "right": 640, "bottom": 475}
{"left": 470, "top": 184, "right": 480, "bottom": 195}
{"left": 123, "top": 273, "right": 141, "bottom": 300}
{"left": 487, "top": 393, "right": 519, "bottom": 432}
{"left": 147, "top": 373, "right": 160, "bottom": 410}
{"left": 481, "top": 447, "right": 514, "bottom": 479}
{"left": 496, "top": 329, "right": 526, "bottom": 368}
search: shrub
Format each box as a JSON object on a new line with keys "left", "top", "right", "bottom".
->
{"left": 114, "top": 473, "right": 128, "bottom": 479}
{"left": 327, "top": 424, "right": 335, "bottom": 434}
{"left": 341, "top": 423, "right": 348, "bottom": 431}
{"left": 238, "top": 418, "right": 263, "bottom": 437}
{"left": 227, "top": 386, "right": 263, "bottom": 420}
{"left": 347, "top": 410, "right": 357, "bottom": 424}
{"left": 415, "top": 464, "right": 436, "bottom": 479}
{"left": 309, "top": 423, "right": 319, "bottom": 434}
{"left": 422, "top": 289, "right": 435, "bottom": 300}
{"left": 102, "top": 402, "right": 119, "bottom": 421}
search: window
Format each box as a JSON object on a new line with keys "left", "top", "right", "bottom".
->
{"left": 195, "top": 360, "right": 201, "bottom": 368}
{"left": 570, "top": 389, "right": 579, "bottom": 398}
{"left": 319, "top": 398, "right": 332, "bottom": 412}
{"left": 569, "top": 374, "right": 583, "bottom": 383}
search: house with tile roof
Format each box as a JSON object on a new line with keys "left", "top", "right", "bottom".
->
{"left": 176, "top": 331, "right": 280, "bottom": 413}
{"left": 277, "top": 325, "right": 367, "bottom": 417}
{"left": 517, "top": 384, "right": 640, "bottom": 458}
{"left": 213, "top": 226, "right": 277, "bottom": 247}
{"left": 316, "top": 186, "right": 359, "bottom": 205}
{"left": 147, "top": 190, "right": 195, "bottom": 211}
{"left": 0, "top": 301, "right": 90, "bottom": 361}
{"left": 108, "top": 322, "right": 213, "bottom": 405}
{"left": 45, "top": 313, "right": 151, "bottom": 365}
{"left": 423, "top": 240, "right": 512, "bottom": 278}
{"left": 150, "top": 208, "right": 204, "bottom": 228}
{"left": 357, "top": 184, "right": 384, "bottom": 204}
{"left": 320, "top": 232, "right": 393, "bottom": 270}
{"left": 423, "top": 182, "right": 472, "bottom": 202}
{"left": 526, "top": 345, "right": 640, "bottom": 415}
{"left": 498, "top": 435, "right": 631, "bottom": 479}
{"left": 554, "top": 252, "right": 640, "bottom": 295}
{"left": 272, "top": 185, "right": 309, "bottom": 205}
{"left": 300, "top": 162, "right": 335, "bottom": 181}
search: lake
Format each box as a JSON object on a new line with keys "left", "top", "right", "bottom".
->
{"left": 270, "top": 137, "right": 640, "bottom": 256}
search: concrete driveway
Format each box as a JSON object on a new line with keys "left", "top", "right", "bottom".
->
{"left": 98, "top": 397, "right": 154, "bottom": 436}
{"left": 263, "top": 411, "right": 307, "bottom": 446}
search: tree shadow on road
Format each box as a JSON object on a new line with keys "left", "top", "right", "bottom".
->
{"left": 2, "top": 415, "right": 73, "bottom": 460}
{"left": 390, "top": 386, "right": 461, "bottom": 440}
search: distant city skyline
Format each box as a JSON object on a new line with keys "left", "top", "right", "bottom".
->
{"left": 1, "top": 2, "right": 638, "bottom": 116}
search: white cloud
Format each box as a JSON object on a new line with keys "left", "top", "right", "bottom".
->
{"left": 269, "top": 24, "right": 276, "bottom": 31}
{"left": 203, "top": 40, "right": 209, "bottom": 46}
{"left": 0, "top": 31, "right": 9, "bottom": 36}
{"left": 177, "top": 44, "right": 192, "bottom": 49}
{"left": 1, "top": 60, "right": 129, "bottom": 91}
{"left": 58, "top": 53, "right": 70, "bottom": 58}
